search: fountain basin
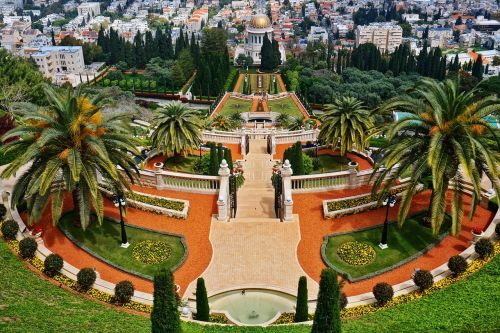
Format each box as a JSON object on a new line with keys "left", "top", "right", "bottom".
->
{"left": 209, "top": 289, "right": 295, "bottom": 325}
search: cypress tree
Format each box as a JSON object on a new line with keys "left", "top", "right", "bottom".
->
{"left": 295, "top": 276, "right": 308, "bottom": 322}
{"left": 223, "top": 148, "right": 233, "bottom": 170}
{"left": 217, "top": 143, "right": 224, "bottom": 164}
{"left": 260, "top": 33, "right": 274, "bottom": 71}
{"left": 311, "top": 268, "right": 341, "bottom": 333}
{"left": 195, "top": 278, "right": 210, "bottom": 322}
{"left": 209, "top": 143, "right": 219, "bottom": 175}
{"left": 472, "top": 54, "right": 484, "bottom": 80}
{"left": 292, "top": 142, "right": 305, "bottom": 175}
{"left": 151, "top": 268, "right": 181, "bottom": 333}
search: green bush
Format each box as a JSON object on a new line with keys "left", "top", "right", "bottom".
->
{"left": 303, "top": 154, "right": 313, "bottom": 175}
{"left": 150, "top": 81, "right": 157, "bottom": 89}
{"left": 195, "top": 278, "right": 209, "bottom": 322}
{"left": 19, "top": 237, "right": 37, "bottom": 259}
{"left": 448, "top": 255, "right": 468, "bottom": 275}
{"left": 103, "top": 79, "right": 110, "bottom": 86}
{"left": 44, "top": 253, "right": 63, "bottom": 277}
{"left": 1, "top": 220, "right": 19, "bottom": 240}
{"left": 475, "top": 239, "right": 494, "bottom": 259}
{"left": 127, "top": 80, "right": 134, "bottom": 89}
{"left": 295, "top": 276, "right": 308, "bottom": 322}
{"left": 0, "top": 203, "right": 7, "bottom": 219}
{"left": 77, "top": 268, "right": 97, "bottom": 291}
{"left": 373, "top": 282, "right": 393, "bottom": 305}
{"left": 412, "top": 270, "right": 433, "bottom": 291}
{"left": 119, "top": 79, "right": 126, "bottom": 88}
{"left": 151, "top": 268, "right": 181, "bottom": 333}
{"left": 142, "top": 80, "right": 150, "bottom": 90}
{"left": 312, "top": 268, "right": 340, "bottom": 333}
{"left": 114, "top": 280, "right": 134, "bottom": 304}
{"left": 327, "top": 185, "right": 411, "bottom": 212}
{"left": 340, "top": 292, "right": 348, "bottom": 309}
{"left": 495, "top": 223, "right": 500, "bottom": 238}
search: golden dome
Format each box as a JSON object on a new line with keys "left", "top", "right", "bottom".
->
{"left": 249, "top": 13, "right": 272, "bottom": 29}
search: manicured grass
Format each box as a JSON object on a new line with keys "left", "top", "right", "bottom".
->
{"left": 268, "top": 97, "right": 303, "bottom": 118}
{"left": 218, "top": 97, "right": 252, "bottom": 116}
{"left": 237, "top": 74, "right": 282, "bottom": 94}
{"left": 324, "top": 213, "right": 450, "bottom": 279}
{"left": 0, "top": 239, "right": 499, "bottom": 332}
{"left": 311, "top": 155, "right": 351, "bottom": 174}
{"left": 58, "top": 213, "right": 185, "bottom": 278}
{"left": 164, "top": 155, "right": 200, "bottom": 174}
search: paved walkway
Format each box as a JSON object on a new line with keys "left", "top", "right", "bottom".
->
{"left": 236, "top": 139, "right": 275, "bottom": 218}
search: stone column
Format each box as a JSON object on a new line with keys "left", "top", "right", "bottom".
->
{"left": 348, "top": 161, "right": 359, "bottom": 189}
{"left": 281, "top": 160, "right": 294, "bottom": 221}
{"left": 217, "top": 159, "right": 230, "bottom": 221}
{"left": 241, "top": 134, "right": 246, "bottom": 158}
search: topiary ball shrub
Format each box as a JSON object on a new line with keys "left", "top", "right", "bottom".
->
{"left": 340, "top": 292, "right": 348, "bottom": 309}
{"left": 114, "top": 280, "right": 134, "bottom": 304}
{"left": 77, "top": 268, "right": 97, "bottom": 291}
{"left": 448, "top": 255, "right": 468, "bottom": 275}
{"left": 1, "top": 220, "right": 19, "bottom": 240}
{"left": 373, "top": 282, "right": 393, "bottom": 305}
{"left": 44, "top": 253, "right": 63, "bottom": 277}
{"left": 19, "top": 237, "right": 37, "bottom": 259}
{"left": 495, "top": 223, "right": 500, "bottom": 238}
{"left": 475, "top": 239, "right": 494, "bottom": 259}
{"left": 413, "top": 270, "right": 434, "bottom": 291}
{"left": 0, "top": 203, "right": 7, "bottom": 219}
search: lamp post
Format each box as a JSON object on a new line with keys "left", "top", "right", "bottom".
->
{"left": 379, "top": 194, "right": 396, "bottom": 249}
{"left": 112, "top": 193, "right": 129, "bottom": 248}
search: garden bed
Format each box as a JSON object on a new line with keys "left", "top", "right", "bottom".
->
{"left": 58, "top": 213, "right": 187, "bottom": 279}
{"left": 321, "top": 212, "right": 451, "bottom": 281}
{"left": 323, "top": 183, "right": 423, "bottom": 219}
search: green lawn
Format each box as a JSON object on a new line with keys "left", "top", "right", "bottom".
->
{"left": 324, "top": 213, "right": 450, "bottom": 279}
{"left": 58, "top": 213, "right": 185, "bottom": 278}
{"left": 268, "top": 97, "right": 303, "bottom": 118}
{"left": 312, "top": 155, "right": 351, "bottom": 174}
{"left": 1, "top": 239, "right": 499, "bottom": 332}
{"left": 238, "top": 74, "right": 282, "bottom": 94}
{"left": 218, "top": 97, "right": 252, "bottom": 116}
{"left": 164, "top": 155, "right": 200, "bottom": 174}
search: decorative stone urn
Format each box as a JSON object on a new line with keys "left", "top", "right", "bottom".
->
{"left": 471, "top": 228, "right": 484, "bottom": 243}
{"left": 153, "top": 162, "right": 164, "bottom": 172}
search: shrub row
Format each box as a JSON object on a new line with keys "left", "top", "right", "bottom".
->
{"left": 373, "top": 240, "right": 495, "bottom": 305}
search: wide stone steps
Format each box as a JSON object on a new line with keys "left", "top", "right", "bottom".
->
{"left": 229, "top": 217, "right": 282, "bottom": 223}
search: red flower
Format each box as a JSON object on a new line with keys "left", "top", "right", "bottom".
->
{"left": 472, "top": 227, "right": 483, "bottom": 235}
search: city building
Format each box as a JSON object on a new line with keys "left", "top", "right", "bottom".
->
{"left": 29, "top": 46, "right": 85, "bottom": 85}
{"left": 233, "top": 13, "right": 286, "bottom": 66}
{"left": 356, "top": 22, "right": 403, "bottom": 53}
{"left": 77, "top": 2, "right": 101, "bottom": 18}
{"left": 307, "top": 26, "right": 329, "bottom": 43}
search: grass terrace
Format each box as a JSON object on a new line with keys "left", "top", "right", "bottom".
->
{"left": 323, "top": 212, "right": 451, "bottom": 280}
{"left": 218, "top": 97, "right": 252, "bottom": 116}
{"left": 268, "top": 97, "right": 304, "bottom": 118}
{"left": 59, "top": 213, "right": 186, "bottom": 278}
{"left": 163, "top": 155, "right": 201, "bottom": 174}
{"left": 1, "top": 238, "right": 499, "bottom": 332}
{"left": 311, "top": 155, "right": 352, "bottom": 174}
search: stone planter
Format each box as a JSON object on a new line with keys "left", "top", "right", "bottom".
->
{"left": 153, "top": 162, "right": 164, "bottom": 172}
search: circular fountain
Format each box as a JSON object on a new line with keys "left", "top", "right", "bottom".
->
{"left": 209, "top": 289, "right": 295, "bottom": 325}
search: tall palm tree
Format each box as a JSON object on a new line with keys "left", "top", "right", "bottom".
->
{"left": 372, "top": 78, "right": 500, "bottom": 236}
{"left": 150, "top": 102, "right": 203, "bottom": 156}
{"left": 275, "top": 113, "right": 291, "bottom": 128}
{"left": 318, "top": 97, "right": 374, "bottom": 156}
{"left": 1, "top": 85, "right": 140, "bottom": 228}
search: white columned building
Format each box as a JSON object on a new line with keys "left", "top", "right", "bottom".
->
{"left": 234, "top": 13, "right": 286, "bottom": 66}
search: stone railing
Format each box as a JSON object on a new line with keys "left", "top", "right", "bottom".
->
{"left": 274, "top": 129, "right": 318, "bottom": 144}
{"left": 202, "top": 130, "right": 243, "bottom": 145}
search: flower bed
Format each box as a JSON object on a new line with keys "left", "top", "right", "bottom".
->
{"left": 337, "top": 241, "right": 376, "bottom": 266}
{"left": 323, "top": 183, "right": 423, "bottom": 219}
{"left": 132, "top": 240, "right": 172, "bottom": 264}
{"left": 99, "top": 185, "right": 189, "bottom": 219}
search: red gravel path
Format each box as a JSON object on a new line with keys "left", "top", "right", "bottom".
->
{"left": 294, "top": 189, "right": 494, "bottom": 296}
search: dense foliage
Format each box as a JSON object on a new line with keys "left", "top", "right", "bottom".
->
{"left": 151, "top": 268, "right": 181, "bottom": 333}
{"left": 412, "top": 270, "right": 434, "bottom": 291}
{"left": 114, "top": 280, "right": 134, "bottom": 304}
{"left": 44, "top": 253, "right": 63, "bottom": 277}
{"left": 475, "top": 239, "right": 494, "bottom": 259}
{"left": 196, "top": 278, "right": 210, "bottom": 322}
{"left": 448, "top": 255, "right": 468, "bottom": 276}
{"left": 295, "top": 276, "right": 308, "bottom": 322}
{"left": 373, "top": 282, "right": 394, "bottom": 305}
{"left": 18, "top": 237, "right": 38, "bottom": 259}
{"left": 1, "top": 220, "right": 18, "bottom": 240}
{"left": 312, "top": 268, "right": 341, "bottom": 333}
{"left": 77, "top": 268, "right": 97, "bottom": 291}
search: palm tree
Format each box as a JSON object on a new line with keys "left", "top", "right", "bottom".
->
{"left": 1, "top": 85, "right": 140, "bottom": 229}
{"left": 229, "top": 112, "right": 244, "bottom": 129}
{"left": 276, "top": 113, "right": 291, "bottom": 128}
{"left": 318, "top": 96, "right": 374, "bottom": 156}
{"left": 372, "top": 78, "right": 500, "bottom": 236}
{"left": 150, "top": 102, "right": 203, "bottom": 156}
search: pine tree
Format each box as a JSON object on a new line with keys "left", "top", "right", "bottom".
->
{"left": 311, "top": 268, "right": 341, "bottom": 333}
{"left": 209, "top": 143, "right": 219, "bottom": 175}
{"left": 195, "top": 278, "right": 210, "bottom": 322}
{"left": 151, "top": 268, "right": 181, "bottom": 333}
{"left": 223, "top": 148, "right": 233, "bottom": 170}
{"left": 295, "top": 276, "right": 308, "bottom": 322}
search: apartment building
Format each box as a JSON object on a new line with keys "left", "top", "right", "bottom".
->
{"left": 356, "top": 22, "right": 403, "bottom": 53}
{"left": 30, "top": 46, "right": 85, "bottom": 82}
{"left": 77, "top": 2, "right": 101, "bottom": 18}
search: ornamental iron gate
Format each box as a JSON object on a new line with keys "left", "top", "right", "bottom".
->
{"left": 229, "top": 174, "right": 237, "bottom": 218}
{"left": 267, "top": 135, "right": 272, "bottom": 154}
{"left": 245, "top": 135, "right": 250, "bottom": 155}
{"left": 273, "top": 173, "right": 283, "bottom": 221}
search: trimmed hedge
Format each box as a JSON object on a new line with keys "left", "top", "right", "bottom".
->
{"left": 412, "top": 270, "right": 434, "bottom": 291}
{"left": 77, "top": 268, "right": 97, "bottom": 291}
{"left": 0, "top": 203, "right": 7, "bottom": 219}
{"left": 19, "top": 237, "right": 38, "bottom": 259}
{"left": 475, "top": 239, "right": 494, "bottom": 259}
{"left": 373, "top": 282, "right": 393, "bottom": 305}
{"left": 327, "top": 186, "right": 409, "bottom": 212}
{"left": 115, "top": 280, "right": 134, "bottom": 304}
{"left": 44, "top": 254, "right": 63, "bottom": 277}
{"left": 1, "top": 220, "right": 19, "bottom": 240}
{"left": 448, "top": 255, "right": 468, "bottom": 275}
